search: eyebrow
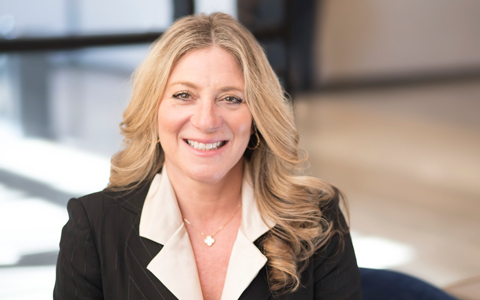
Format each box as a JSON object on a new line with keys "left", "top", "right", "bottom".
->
{"left": 170, "top": 81, "right": 199, "bottom": 89}
{"left": 169, "top": 81, "right": 244, "bottom": 93}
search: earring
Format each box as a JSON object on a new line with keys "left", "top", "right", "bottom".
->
{"left": 247, "top": 128, "right": 260, "bottom": 150}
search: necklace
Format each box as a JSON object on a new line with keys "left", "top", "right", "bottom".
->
{"left": 183, "top": 204, "right": 241, "bottom": 247}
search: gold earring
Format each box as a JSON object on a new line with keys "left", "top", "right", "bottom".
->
{"left": 247, "top": 128, "right": 260, "bottom": 150}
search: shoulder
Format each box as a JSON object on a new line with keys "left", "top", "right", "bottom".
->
{"left": 66, "top": 180, "right": 153, "bottom": 228}
{"left": 60, "top": 180, "right": 155, "bottom": 264}
{"left": 315, "top": 185, "right": 351, "bottom": 262}
{"left": 311, "top": 188, "right": 363, "bottom": 298}
{"left": 80, "top": 181, "right": 151, "bottom": 210}
{"left": 320, "top": 186, "right": 347, "bottom": 229}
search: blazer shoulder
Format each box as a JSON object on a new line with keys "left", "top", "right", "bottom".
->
{"left": 73, "top": 180, "right": 153, "bottom": 217}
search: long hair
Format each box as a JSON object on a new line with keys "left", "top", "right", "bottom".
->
{"left": 109, "top": 13, "right": 346, "bottom": 294}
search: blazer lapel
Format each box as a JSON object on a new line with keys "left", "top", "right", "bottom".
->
{"left": 220, "top": 172, "right": 275, "bottom": 300}
{"left": 124, "top": 230, "right": 178, "bottom": 300}
{"left": 238, "top": 265, "right": 272, "bottom": 300}
{"left": 127, "top": 165, "right": 278, "bottom": 300}
{"left": 105, "top": 178, "right": 179, "bottom": 300}
{"left": 221, "top": 230, "right": 268, "bottom": 300}
{"left": 139, "top": 171, "right": 203, "bottom": 300}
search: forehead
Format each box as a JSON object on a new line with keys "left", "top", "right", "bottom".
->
{"left": 167, "top": 47, "right": 244, "bottom": 88}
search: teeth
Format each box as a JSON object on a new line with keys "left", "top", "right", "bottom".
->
{"left": 186, "top": 140, "right": 224, "bottom": 151}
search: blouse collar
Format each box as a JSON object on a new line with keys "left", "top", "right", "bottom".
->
{"left": 139, "top": 165, "right": 273, "bottom": 300}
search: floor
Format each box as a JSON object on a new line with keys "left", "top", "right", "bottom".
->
{"left": 294, "top": 79, "right": 480, "bottom": 299}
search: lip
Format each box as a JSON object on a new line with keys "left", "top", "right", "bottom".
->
{"left": 183, "top": 139, "right": 229, "bottom": 156}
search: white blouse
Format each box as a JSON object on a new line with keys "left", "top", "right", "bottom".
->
{"left": 139, "top": 167, "right": 274, "bottom": 300}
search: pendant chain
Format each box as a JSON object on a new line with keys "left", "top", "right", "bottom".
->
{"left": 184, "top": 203, "right": 241, "bottom": 246}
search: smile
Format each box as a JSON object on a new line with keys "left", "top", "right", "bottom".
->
{"left": 185, "top": 139, "right": 227, "bottom": 151}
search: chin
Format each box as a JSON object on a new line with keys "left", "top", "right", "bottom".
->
{"left": 165, "top": 156, "right": 245, "bottom": 185}
{"left": 187, "top": 167, "right": 230, "bottom": 183}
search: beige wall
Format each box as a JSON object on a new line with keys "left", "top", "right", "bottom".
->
{"left": 316, "top": 0, "right": 480, "bottom": 83}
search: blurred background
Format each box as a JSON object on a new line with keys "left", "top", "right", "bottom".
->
{"left": 0, "top": 0, "right": 479, "bottom": 299}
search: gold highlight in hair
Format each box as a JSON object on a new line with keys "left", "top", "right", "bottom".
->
{"left": 108, "top": 12, "right": 347, "bottom": 294}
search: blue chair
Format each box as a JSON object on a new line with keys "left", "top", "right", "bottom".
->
{"left": 360, "top": 268, "right": 458, "bottom": 300}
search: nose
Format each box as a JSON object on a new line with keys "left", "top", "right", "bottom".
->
{"left": 190, "top": 98, "right": 223, "bottom": 132}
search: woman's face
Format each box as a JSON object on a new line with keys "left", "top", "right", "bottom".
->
{"left": 158, "top": 46, "right": 252, "bottom": 184}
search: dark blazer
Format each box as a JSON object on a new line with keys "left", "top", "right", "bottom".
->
{"left": 54, "top": 179, "right": 362, "bottom": 299}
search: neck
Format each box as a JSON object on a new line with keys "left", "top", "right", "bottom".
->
{"left": 165, "top": 160, "right": 244, "bottom": 228}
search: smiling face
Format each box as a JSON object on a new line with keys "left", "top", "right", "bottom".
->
{"left": 157, "top": 46, "right": 252, "bottom": 184}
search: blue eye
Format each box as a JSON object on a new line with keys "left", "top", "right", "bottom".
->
{"left": 224, "top": 96, "right": 243, "bottom": 104}
{"left": 173, "top": 92, "right": 190, "bottom": 99}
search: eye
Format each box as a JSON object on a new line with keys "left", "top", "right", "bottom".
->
{"left": 173, "top": 92, "right": 191, "bottom": 100}
{"left": 224, "top": 96, "right": 243, "bottom": 104}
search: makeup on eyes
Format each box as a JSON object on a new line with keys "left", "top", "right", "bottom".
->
{"left": 172, "top": 92, "right": 243, "bottom": 104}
{"left": 173, "top": 91, "right": 191, "bottom": 99}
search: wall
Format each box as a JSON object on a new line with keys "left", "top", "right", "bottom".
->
{"left": 316, "top": 0, "right": 480, "bottom": 83}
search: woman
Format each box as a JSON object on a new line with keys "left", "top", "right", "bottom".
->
{"left": 54, "top": 13, "right": 362, "bottom": 300}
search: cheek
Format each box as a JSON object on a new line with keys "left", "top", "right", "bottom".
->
{"left": 233, "top": 108, "right": 253, "bottom": 135}
{"left": 239, "top": 112, "right": 253, "bottom": 136}
{"left": 157, "top": 104, "right": 183, "bottom": 145}
{"left": 238, "top": 124, "right": 249, "bottom": 134}
{"left": 158, "top": 114, "right": 175, "bottom": 133}
{"left": 235, "top": 118, "right": 253, "bottom": 143}
{"left": 158, "top": 102, "right": 187, "bottom": 131}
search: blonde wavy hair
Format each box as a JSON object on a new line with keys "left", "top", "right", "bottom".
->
{"left": 109, "top": 13, "right": 346, "bottom": 295}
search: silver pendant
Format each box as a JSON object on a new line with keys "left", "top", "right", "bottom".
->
{"left": 204, "top": 236, "right": 215, "bottom": 246}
